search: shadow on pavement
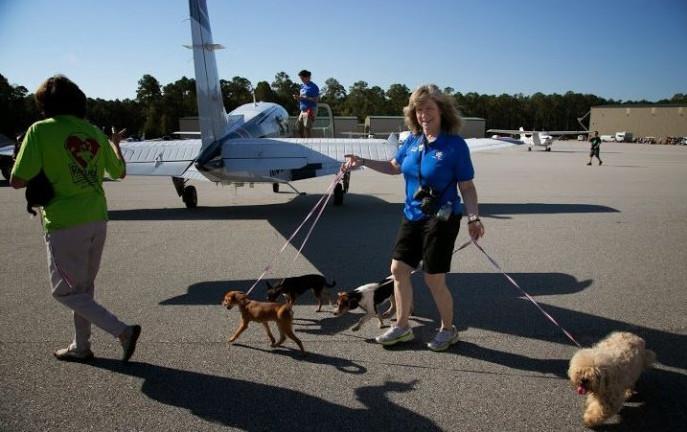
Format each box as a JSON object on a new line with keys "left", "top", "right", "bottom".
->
{"left": 88, "top": 359, "right": 439, "bottom": 431}
{"left": 233, "top": 343, "right": 367, "bottom": 374}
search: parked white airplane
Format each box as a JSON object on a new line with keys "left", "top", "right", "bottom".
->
{"left": 487, "top": 127, "right": 588, "bottom": 152}
{"left": 2, "top": 0, "right": 522, "bottom": 204}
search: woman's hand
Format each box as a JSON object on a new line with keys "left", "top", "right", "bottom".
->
{"left": 110, "top": 127, "right": 127, "bottom": 147}
{"left": 343, "top": 154, "right": 363, "bottom": 171}
{"left": 468, "top": 219, "right": 485, "bottom": 242}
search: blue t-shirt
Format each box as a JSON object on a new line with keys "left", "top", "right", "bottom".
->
{"left": 394, "top": 133, "right": 475, "bottom": 221}
{"left": 299, "top": 81, "right": 319, "bottom": 111}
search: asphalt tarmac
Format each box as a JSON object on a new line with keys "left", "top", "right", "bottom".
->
{"left": 1, "top": 141, "right": 685, "bottom": 431}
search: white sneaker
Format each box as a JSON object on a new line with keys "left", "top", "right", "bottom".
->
{"left": 53, "top": 346, "right": 94, "bottom": 362}
{"left": 375, "top": 325, "right": 414, "bottom": 345}
{"left": 427, "top": 326, "right": 459, "bottom": 351}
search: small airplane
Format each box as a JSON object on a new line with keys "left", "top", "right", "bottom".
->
{"left": 487, "top": 127, "right": 588, "bottom": 152}
{"left": 3, "top": 0, "right": 522, "bottom": 205}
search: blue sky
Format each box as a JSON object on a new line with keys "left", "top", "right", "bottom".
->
{"left": 1, "top": 0, "right": 685, "bottom": 102}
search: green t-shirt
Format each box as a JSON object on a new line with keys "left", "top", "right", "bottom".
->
{"left": 12, "top": 115, "right": 125, "bottom": 232}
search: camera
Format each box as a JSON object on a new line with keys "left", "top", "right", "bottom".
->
{"left": 413, "top": 185, "right": 440, "bottom": 216}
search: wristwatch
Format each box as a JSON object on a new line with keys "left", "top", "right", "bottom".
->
{"left": 467, "top": 214, "right": 481, "bottom": 224}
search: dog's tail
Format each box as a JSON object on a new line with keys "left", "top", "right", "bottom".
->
{"left": 325, "top": 279, "right": 336, "bottom": 288}
{"left": 644, "top": 349, "right": 656, "bottom": 369}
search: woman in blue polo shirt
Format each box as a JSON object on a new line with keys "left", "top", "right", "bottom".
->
{"left": 345, "top": 84, "right": 484, "bottom": 351}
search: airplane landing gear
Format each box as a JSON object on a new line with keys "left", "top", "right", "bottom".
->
{"left": 528, "top": 147, "right": 532, "bottom": 152}
{"left": 182, "top": 185, "right": 198, "bottom": 208}
{"left": 545, "top": 147, "right": 551, "bottom": 152}
{"left": 172, "top": 176, "right": 198, "bottom": 208}
{"left": 333, "top": 171, "right": 350, "bottom": 205}
{"left": 342, "top": 171, "right": 350, "bottom": 192}
{"left": 333, "top": 183, "right": 344, "bottom": 205}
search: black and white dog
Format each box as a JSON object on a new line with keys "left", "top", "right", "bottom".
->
{"left": 334, "top": 277, "right": 396, "bottom": 331}
{"left": 265, "top": 273, "right": 336, "bottom": 312}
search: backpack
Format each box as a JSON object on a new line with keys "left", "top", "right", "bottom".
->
{"left": 25, "top": 170, "right": 55, "bottom": 216}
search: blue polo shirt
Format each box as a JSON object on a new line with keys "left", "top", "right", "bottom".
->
{"left": 394, "top": 133, "right": 474, "bottom": 221}
{"left": 299, "top": 81, "right": 319, "bottom": 111}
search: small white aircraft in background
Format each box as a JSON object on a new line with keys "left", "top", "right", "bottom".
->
{"left": 487, "top": 127, "right": 588, "bottom": 152}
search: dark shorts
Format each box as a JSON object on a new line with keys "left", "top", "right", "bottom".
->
{"left": 590, "top": 146, "right": 600, "bottom": 157}
{"left": 391, "top": 214, "right": 462, "bottom": 274}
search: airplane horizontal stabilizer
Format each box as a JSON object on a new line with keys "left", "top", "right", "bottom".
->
{"left": 120, "top": 139, "right": 202, "bottom": 177}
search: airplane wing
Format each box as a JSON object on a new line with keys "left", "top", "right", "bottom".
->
{"left": 538, "top": 130, "right": 589, "bottom": 135}
{"left": 487, "top": 128, "right": 529, "bottom": 134}
{"left": 120, "top": 139, "right": 203, "bottom": 177}
{"left": 221, "top": 137, "right": 399, "bottom": 179}
{"left": 488, "top": 128, "right": 587, "bottom": 136}
{"left": 220, "top": 135, "right": 522, "bottom": 180}
{"left": 118, "top": 135, "right": 522, "bottom": 184}
{"left": 465, "top": 137, "right": 525, "bottom": 151}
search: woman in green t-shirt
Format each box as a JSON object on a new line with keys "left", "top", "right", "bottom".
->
{"left": 11, "top": 75, "right": 141, "bottom": 362}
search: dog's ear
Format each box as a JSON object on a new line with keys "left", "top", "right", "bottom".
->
{"left": 222, "top": 291, "right": 238, "bottom": 307}
{"left": 234, "top": 292, "right": 249, "bottom": 305}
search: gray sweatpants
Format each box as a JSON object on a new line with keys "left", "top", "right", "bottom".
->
{"left": 46, "top": 220, "right": 127, "bottom": 351}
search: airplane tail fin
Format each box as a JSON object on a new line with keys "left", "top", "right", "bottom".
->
{"left": 532, "top": 133, "right": 542, "bottom": 146}
{"left": 188, "top": 0, "right": 227, "bottom": 151}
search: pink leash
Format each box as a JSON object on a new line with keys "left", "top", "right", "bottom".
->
{"left": 244, "top": 170, "right": 346, "bottom": 296}
{"left": 458, "top": 239, "right": 582, "bottom": 348}
{"left": 389, "top": 238, "right": 582, "bottom": 347}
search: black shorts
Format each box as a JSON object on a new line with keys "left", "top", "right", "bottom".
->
{"left": 590, "top": 146, "right": 600, "bottom": 157}
{"left": 391, "top": 214, "right": 462, "bottom": 274}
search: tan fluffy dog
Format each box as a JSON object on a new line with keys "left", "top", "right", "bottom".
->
{"left": 221, "top": 291, "right": 305, "bottom": 354}
{"left": 568, "top": 332, "right": 655, "bottom": 427}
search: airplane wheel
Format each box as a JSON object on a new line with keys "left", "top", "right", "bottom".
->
{"left": 528, "top": 147, "right": 532, "bottom": 152}
{"left": 343, "top": 171, "right": 350, "bottom": 192}
{"left": 333, "top": 183, "right": 344, "bottom": 206}
{"left": 546, "top": 147, "right": 551, "bottom": 152}
{"left": 272, "top": 183, "right": 279, "bottom": 193}
{"left": 182, "top": 185, "right": 198, "bottom": 208}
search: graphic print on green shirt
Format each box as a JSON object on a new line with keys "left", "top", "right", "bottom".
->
{"left": 65, "top": 133, "right": 103, "bottom": 190}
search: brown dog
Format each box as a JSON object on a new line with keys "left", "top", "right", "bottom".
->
{"left": 568, "top": 332, "right": 655, "bottom": 427}
{"left": 222, "top": 290, "right": 305, "bottom": 354}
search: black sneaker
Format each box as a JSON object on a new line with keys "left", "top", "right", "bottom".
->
{"left": 120, "top": 325, "right": 141, "bottom": 362}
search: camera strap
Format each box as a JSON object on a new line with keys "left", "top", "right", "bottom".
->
{"left": 417, "top": 134, "right": 455, "bottom": 201}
